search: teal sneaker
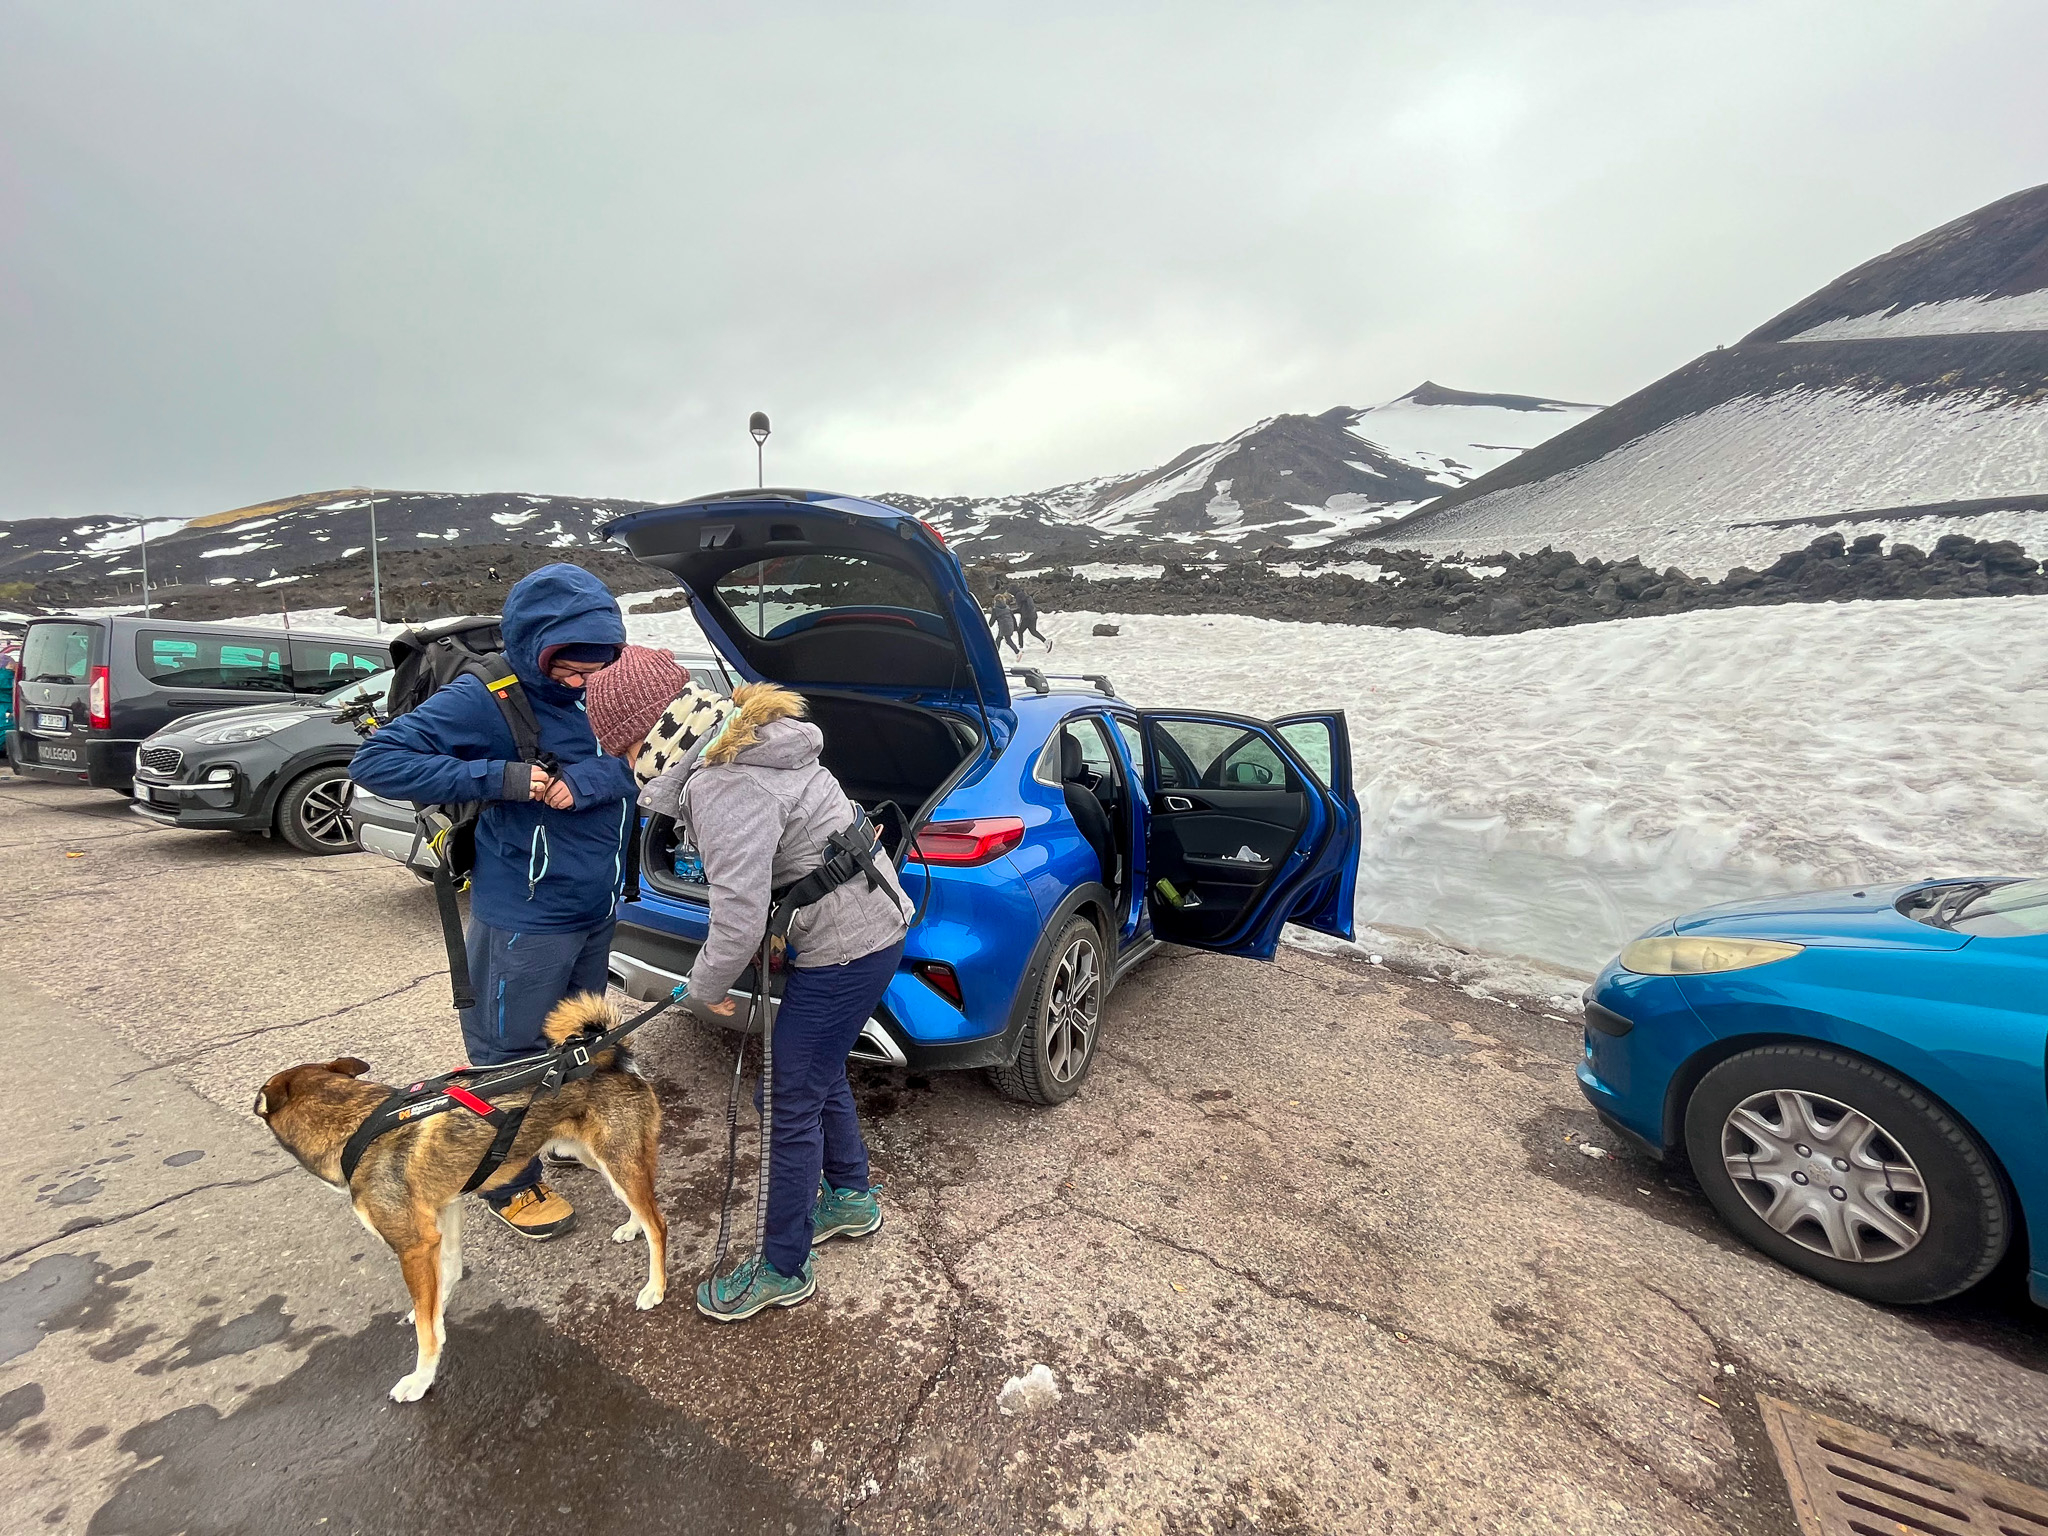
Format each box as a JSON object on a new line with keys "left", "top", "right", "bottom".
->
{"left": 812, "top": 1180, "right": 884, "bottom": 1246}
{"left": 695, "top": 1255, "right": 815, "bottom": 1322}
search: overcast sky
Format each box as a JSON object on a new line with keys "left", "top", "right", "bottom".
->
{"left": 2, "top": 1, "right": 2042, "bottom": 522}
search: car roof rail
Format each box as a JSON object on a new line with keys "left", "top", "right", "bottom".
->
{"left": 1006, "top": 667, "right": 1050, "bottom": 695}
{"left": 1038, "top": 673, "right": 1117, "bottom": 698}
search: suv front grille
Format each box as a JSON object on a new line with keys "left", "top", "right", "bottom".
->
{"left": 138, "top": 746, "right": 184, "bottom": 777}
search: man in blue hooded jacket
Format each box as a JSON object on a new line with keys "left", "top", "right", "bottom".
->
{"left": 349, "top": 564, "right": 639, "bottom": 1240}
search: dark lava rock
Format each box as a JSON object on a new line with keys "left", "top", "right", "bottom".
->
{"left": 1013, "top": 533, "right": 2048, "bottom": 634}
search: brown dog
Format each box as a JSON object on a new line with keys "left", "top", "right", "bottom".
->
{"left": 253, "top": 992, "right": 667, "bottom": 1402}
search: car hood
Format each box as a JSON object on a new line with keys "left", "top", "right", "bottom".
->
{"left": 146, "top": 700, "right": 329, "bottom": 742}
{"left": 1674, "top": 880, "right": 1976, "bottom": 951}
{"left": 604, "top": 490, "right": 1010, "bottom": 714}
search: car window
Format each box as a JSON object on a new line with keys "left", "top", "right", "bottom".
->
{"left": 712, "top": 552, "right": 943, "bottom": 639}
{"left": 1113, "top": 717, "right": 1144, "bottom": 780}
{"left": 21, "top": 622, "right": 95, "bottom": 683}
{"left": 1951, "top": 878, "right": 2048, "bottom": 937}
{"left": 136, "top": 630, "right": 289, "bottom": 692}
{"left": 1034, "top": 715, "right": 1121, "bottom": 787}
{"left": 1152, "top": 719, "right": 1291, "bottom": 790}
{"left": 292, "top": 640, "right": 386, "bottom": 695}
{"left": 1276, "top": 720, "right": 1335, "bottom": 790}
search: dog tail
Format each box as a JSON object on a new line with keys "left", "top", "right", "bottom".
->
{"left": 543, "top": 991, "right": 618, "bottom": 1046}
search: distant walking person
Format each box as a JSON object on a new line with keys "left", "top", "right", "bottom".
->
{"left": 989, "top": 593, "right": 1022, "bottom": 655}
{"left": 1011, "top": 588, "right": 1053, "bottom": 652}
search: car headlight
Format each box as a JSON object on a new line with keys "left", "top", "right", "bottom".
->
{"left": 1617, "top": 935, "right": 1804, "bottom": 976}
{"left": 189, "top": 715, "right": 296, "bottom": 745}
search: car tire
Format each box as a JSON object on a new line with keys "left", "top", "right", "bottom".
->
{"left": 989, "top": 915, "right": 1106, "bottom": 1106}
{"left": 276, "top": 766, "right": 359, "bottom": 856}
{"left": 1683, "top": 1045, "right": 2008, "bottom": 1305}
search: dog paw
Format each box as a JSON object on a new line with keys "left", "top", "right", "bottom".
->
{"left": 612, "top": 1220, "right": 642, "bottom": 1245}
{"left": 389, "top": 1368, "right": 437, "bottom": 1403}
{"left": 636, "top": 1281, "right": 666, "bottom": 1311}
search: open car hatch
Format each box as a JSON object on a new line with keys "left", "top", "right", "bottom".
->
{"left": 604, "top": 491, "right": 1010, "bottom": 713}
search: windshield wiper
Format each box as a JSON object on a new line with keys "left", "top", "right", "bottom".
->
{"left": 1928, "top": 881, "right": 1999, "bottom": 928}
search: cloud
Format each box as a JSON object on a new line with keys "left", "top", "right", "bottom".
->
{"left": 1, "top": 0, "right": 2042, "bottom": 519}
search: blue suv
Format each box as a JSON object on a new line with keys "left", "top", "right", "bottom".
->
{"left": 603, "top": 490, "right": 1362, "bottom": 1103}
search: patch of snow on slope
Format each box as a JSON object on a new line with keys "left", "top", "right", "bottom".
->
{"left": 1389, "top": 387, "right": 2048, "bottom": 575}
{"left": 201, "top": 541, "right": 270, "bottom": 559}
{"left": 81, "top": 518, "right": 187, "bottom": 553}
{"left": 1085, "top": 436, "right": 1243, "bottom": 530}
{"left": 493, "top": 511, "right": 537, "bottom": 527}
{"left": 1027, "top": 600, "right": 2048, "bottom": 977}
{"left": 1348, "top": 396, "right": 1601, "bottom": 483}
{"left": 1788, "top": 290, "right": 2048, "bottom": 342}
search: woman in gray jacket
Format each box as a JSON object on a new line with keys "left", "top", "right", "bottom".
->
{"left": 595, "top": 673, "right": 912, "bottom": 1322}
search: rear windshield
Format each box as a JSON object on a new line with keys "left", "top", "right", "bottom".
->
{"left": 135, "top": 631, "right": 387, "bottom": 694}
{"left": 712, "top": 553, "right": 944, "bottom": 639}
{"left": 1950, "top": 879, "right": 2048, "bottom": 937}
{"left": 21, "top": 622, "right": 96, "bottom": 683}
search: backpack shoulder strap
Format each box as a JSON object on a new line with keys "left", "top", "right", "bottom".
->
{"left": 460, "top": 655, "right": 542, "bottom": 763}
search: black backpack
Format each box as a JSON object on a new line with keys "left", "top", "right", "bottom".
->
{"left": 380, "top": 616, "right": 544, "bottom": 1009}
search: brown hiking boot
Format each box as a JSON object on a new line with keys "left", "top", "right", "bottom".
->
{"left": 487, "top": 1182, "right": 576, "bottom": 1241}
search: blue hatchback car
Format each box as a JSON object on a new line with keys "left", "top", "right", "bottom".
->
{"left": 1581, "top": 877, "right": 2047, "bottom": 1310}
{"left": 602, "top": 490, "right": 1362, "bottom": 1103}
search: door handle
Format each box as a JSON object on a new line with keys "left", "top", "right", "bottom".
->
{"left": 1162, "top": 795, "right": 1194, "bottom": 812}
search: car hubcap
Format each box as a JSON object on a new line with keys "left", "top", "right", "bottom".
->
{"left": 1720, "top": 1089, "right": 1928, "bottom": 1263}
{"left": 1043, "top": 937, "right": 1101, "bottom": 1083}
{"left": 300, "top": 778, "right": 356, "bottom": 849}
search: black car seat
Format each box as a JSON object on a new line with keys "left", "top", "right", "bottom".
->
{"left": 1060, "top": 731, "right": 1116, "bottom": 887}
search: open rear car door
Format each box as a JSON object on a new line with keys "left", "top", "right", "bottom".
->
{"left": 1137, "top": 709, "right": 1361, "bottom": 960}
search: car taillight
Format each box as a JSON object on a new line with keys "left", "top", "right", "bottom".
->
{"left": 912, "top": 960, "right": 964, "bottom": 1008}
{"left": 911, "top": 816, "right": 1024, "bottom": 866}
{"left": 918, "top": 518, "right": 947, "bottom": 546}
{"left": 88, "top": 666, "right": 110, "bottom": 731}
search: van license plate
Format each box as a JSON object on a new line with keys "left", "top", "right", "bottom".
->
{"left": 39, "top": 743, "right": 79, "bottom": 765}
{"left": 34, "top": 711, "right": 67, "bottom": 731}
{"left": 134, "top": 783, "right": 155, "bottom": 803}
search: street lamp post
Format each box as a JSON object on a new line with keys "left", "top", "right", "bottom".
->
{"left": 749, "top": 413, "right": 771, "bottom": 632}
{"left": 136, "top": 518, "right": 152, "bottom": 619}
{"left": 363, "top": 488, "right": 384, "bottom": 633}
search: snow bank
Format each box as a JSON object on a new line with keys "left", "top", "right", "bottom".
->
{"left": 1034, "top": 599, "right": 2048, "bottom": 977}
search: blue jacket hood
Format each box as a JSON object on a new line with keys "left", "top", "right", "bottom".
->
{"left": 502, "top": 564, "right": 627, "bottom": 696}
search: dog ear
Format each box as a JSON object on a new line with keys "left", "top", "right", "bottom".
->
{"left": 253, "top": 1068, "right": 295, "bottom": 1118}
{"left": 325, "top": 1057, "right": 373, "bottom": 1078}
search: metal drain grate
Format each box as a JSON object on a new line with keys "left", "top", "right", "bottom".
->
{"left": 1760, "top": 1395, "right": 2048, "bottom": 1536}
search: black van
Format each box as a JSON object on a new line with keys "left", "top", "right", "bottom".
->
{"left": 9, "top": 616, "right": 389, "bottom": 792}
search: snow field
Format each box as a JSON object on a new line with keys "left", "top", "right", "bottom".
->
{"left": 1028, "top": 599, "right": 2048, "bottom": 979}
{"left": 1393, "top": 387, "right": 2048, "bottom": 576}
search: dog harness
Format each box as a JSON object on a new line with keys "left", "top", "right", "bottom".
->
{"left": 333, "top": 988, "right": 681, "bottom": 1191}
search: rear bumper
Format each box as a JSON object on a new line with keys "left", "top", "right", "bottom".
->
{"left": 607, "top": 910, "right": 1025, "bottom": 1072}
{"left": 606, "top": 942, "right": 910, "bottom": 1068}
{"left": 8, "top": 732, "right": 137, "bottom": 788}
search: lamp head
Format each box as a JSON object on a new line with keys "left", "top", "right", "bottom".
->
{"left": 748, "top": 411, "right": 771, "bottom": 445}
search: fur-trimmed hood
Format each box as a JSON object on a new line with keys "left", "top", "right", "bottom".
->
{"left": 636, "top": 682, "right": 821, "bottom": 818}
{"left": 703, "top": 682, "right": 810, "bottom": 766}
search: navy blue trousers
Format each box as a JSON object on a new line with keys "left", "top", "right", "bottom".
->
{"left": 458, "top": 916, "right": 615, "bottom": 1206}
{"left": 761, "top": 939, "right": 903, "bottom": 1276}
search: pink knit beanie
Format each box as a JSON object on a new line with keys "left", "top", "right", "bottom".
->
{"left": 583, "top": 645, "right": 690, "bottom": 757}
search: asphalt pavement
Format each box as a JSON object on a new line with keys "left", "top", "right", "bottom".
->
{"left": 2, "top": 774, "right": 2043, "bottom": 1535}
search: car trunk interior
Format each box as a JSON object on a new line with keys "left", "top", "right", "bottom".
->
{"left": 639, "top": 688, "right": 978, "bottom": 901}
